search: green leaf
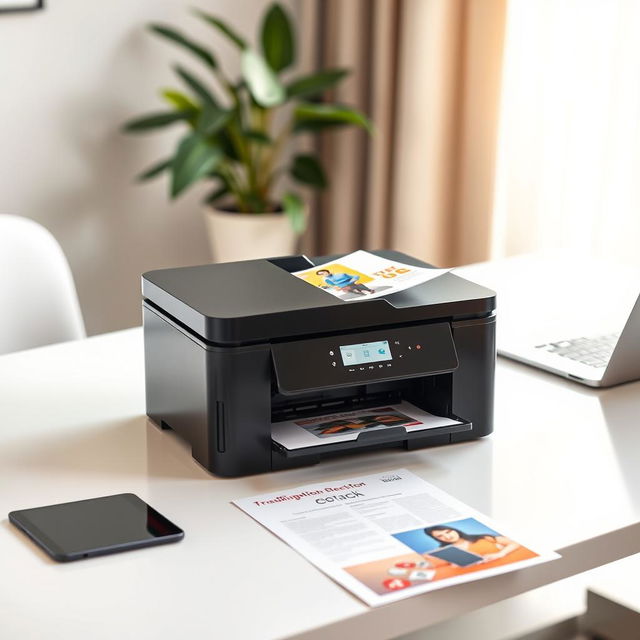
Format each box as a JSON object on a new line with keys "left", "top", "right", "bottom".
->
{"left": 174, "top": 65, "right": 218, "bottom": 107}
{"left": 282, "top": 192, "right": 306, "bottom": 234}
{"left": 286, "top": 69, "right": 349, "bottom": 99}
{"left": 161, "top": 89, "right": 199, "bottom": 112}
{"left": 149, "top": 24, "right": 217, "bottom": 70}
{"left": 123, "top": 110, "right": 195, "bottom": 132}
{"left": 203, "top": 183, "right": 230, "bottom": 205}
{"left": 171, "top": 134, "right": 223, "bottom": 198}
{"left": 197, "top": 104, "right": 231, "bottom": 136}
{"left": 293, "top": 102, "right": 373, "bottom": 133}
{"left": 290, "top": 154, "right": 327, "bottom": 188}
{"left": 293, "top": 120, "right": 349, "bottom": 133}
{"left": 136, "top": 158, "right": 172, "bottom": 182}
{"left": 218, "top": 129, "right": 241, "bottom": 161}
{"left": 241, "top": 49, "right": 286, "bottom": 107}
{"left": 243, "top": 129, "right": 271, "bottom": 145}
{"left": 261, "top": 3, "right": 295, "bottom": 72}
{"left": 194, "top": 9, "right": 247, "bottom": 49}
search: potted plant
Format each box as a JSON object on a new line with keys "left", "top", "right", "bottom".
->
{"left": 124, "top": 3, "right": 371, "bottom": 263}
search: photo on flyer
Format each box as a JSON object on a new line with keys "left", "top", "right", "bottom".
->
{"left": 344, "top": 517, "right": 540, "bottom": 596}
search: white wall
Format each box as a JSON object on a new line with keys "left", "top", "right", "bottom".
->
{"left": 491, "top": 0, "right": 640, "bottom": 268}
{"left": 0, "top": 0, "right": 294, "bottom": 335}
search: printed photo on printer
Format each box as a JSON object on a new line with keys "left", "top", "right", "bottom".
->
{"left": 298, "top": 263, "right": 380, "bottom": 300}
{"left": 294, "top": 407, "right": 421, "bottom": 439}
{"left": 292, "top": 250, "right": 450, "bottom": 302}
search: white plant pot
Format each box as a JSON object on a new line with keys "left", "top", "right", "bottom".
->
{"left": 204, "top": 206, "right": 302, "bottom": 263}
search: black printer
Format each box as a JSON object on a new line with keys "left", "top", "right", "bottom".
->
{"left": 142, "top": 250, "right": 496, "bottom": 477}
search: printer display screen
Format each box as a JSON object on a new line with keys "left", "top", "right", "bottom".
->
{"left": 339, "top": 340, "right": 392, "bottom": 366}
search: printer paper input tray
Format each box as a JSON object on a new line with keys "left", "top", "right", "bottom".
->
{"left": 272, "top": 416, "right": 472, "bottom": 459}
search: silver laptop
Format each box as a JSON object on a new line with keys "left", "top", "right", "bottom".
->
{"left": 500, "top": 294, "right": 640, "bottom": 387}
{"left": 455, "top": 254, "right": 640, "bottom": 388}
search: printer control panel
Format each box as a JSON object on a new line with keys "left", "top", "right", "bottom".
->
{"left": 272, "top": 323, "right": 458, "bottom": 394}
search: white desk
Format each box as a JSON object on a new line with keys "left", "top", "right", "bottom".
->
{"left": 1, "top": 328, "right": 639, "bottom": 640}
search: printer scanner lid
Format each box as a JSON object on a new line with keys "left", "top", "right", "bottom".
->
{"left": 142, "top": 250, "right": 495, "bottom": 345}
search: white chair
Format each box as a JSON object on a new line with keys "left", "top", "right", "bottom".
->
{"left": 0, "top": 215, "right": 85, "bottom": 355}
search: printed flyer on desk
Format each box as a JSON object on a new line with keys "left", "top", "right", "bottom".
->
{"left": 293, "top": 250, "right": 450, "bottom": 301}
{"left": 233, "top": 469, "right": 559, "bottom": 607}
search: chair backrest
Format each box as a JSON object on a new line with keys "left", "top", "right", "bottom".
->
{"left": 0, "top": 215, "right": 85, "bottom": 355}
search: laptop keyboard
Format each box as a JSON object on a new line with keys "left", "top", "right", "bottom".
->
{"left": 535, "top": 333, "right": 619, "bottom": 368}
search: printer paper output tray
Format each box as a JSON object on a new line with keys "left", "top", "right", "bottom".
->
{"left": 272, "top": 414, "right": 472, "bottom": 459}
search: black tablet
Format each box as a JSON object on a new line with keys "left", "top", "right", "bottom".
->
{"left": 428, "top": 545, "right": 484, "bottom": 567}
{"left": 9, "top": 493, "right": 184, "bottom": 562}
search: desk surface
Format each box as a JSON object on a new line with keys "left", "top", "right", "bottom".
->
{"left": 1, "top": 328, "right": 639, "bottom": 640}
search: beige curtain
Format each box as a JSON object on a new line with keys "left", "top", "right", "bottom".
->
{"left": 298, "top": 0, "right": 507, "bottom": 267}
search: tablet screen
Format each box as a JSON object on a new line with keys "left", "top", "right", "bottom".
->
{"left": 9, "top": 493, "right": 183, "bottom": 561}
{"left": 428, "top": 545, "right": 484, "bottom": 567}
